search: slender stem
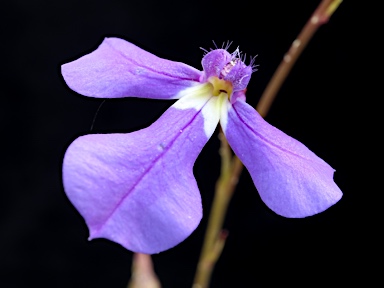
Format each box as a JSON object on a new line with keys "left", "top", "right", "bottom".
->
{"left": 192, "top": 1, "right": 342, "bottom": 287}
{"left": 192, "top": 131, "right": 236, "bottom": 288}
{"left": 257, "top": 0, "right": 342, "bottom": 117}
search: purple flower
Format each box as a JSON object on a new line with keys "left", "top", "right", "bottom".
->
{"left": 62, "top": 38, "right": 342, "bottom": 254}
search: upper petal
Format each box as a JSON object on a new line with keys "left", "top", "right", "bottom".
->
{"left": 61, "top": 37, "right": 202, "bottom": 99}
{"left": 63, "top": 84, "right": 220, "bottom": 253}
{"left": 201, "top": 48, "right": 254, "bottom": 92}
{"left": 221, "top": 99, "right": 342, "bottom": 218}
{"left": 201, "top": 49, "right": 232, "bottom": 79}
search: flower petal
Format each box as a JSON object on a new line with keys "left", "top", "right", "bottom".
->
{"left": 63, "top": 84, "right": 220, "bottom": 253}
{"left": 221, "top": 99, "right": 342, "bottom": 218}
{"left": 61, "top": 37, "right": 202, "bottom": 99}
{"left": 201, "top": 49, "right": 232, "bottom": 79}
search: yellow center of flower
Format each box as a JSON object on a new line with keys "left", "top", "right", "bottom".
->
{"left": 208, "top": 76, "right": 233, "bottom": 98}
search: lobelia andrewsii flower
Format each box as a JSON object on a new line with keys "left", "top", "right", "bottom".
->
{"left": 62, "top": 37, "right": 342, "bottom": 254}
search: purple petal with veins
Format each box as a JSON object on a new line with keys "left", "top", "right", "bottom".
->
{"left": 221, "top": 99, "right": 342, "bottom": 218}
{"left": 61, "top": 37, "right": 202, "bottom": 99}
{"left": 62, "top": 85, "right": 220, "bottom": 253}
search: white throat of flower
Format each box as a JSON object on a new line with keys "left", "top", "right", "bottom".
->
{"left": 173, "top": 82, "right": 228, "bottom": 138}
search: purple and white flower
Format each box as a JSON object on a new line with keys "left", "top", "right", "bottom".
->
{"left": 62, "top": 37, "right": 342, "bottom": 254}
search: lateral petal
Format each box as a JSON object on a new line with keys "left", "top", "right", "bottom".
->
{"left": 61, "top": 37, "right": 202, "bottom": 99}
{"left": 63, "top": 84, "right": 220, "bottom": 253}
{"left": 221, "top": 99, "right": 342, "bottom": 218}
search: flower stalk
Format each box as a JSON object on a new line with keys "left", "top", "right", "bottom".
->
{"left": 192, "top": 132, "right": 238, "bottom": 288}
{"left": 192, "top": 0, "right": 342, "bottom": 287}
{"left": 127, "top": 253, "right": 161, "bottom": 288}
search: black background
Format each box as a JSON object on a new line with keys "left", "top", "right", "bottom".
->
{"left": 1, "top": 1, "right": 364, "bottom": 287}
